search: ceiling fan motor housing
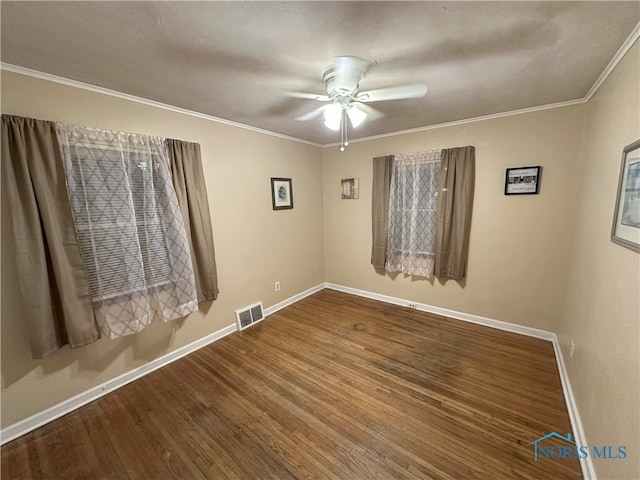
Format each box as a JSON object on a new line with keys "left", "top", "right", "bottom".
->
{"left": 323, "top": 65, "right": 366, "bottom": 100}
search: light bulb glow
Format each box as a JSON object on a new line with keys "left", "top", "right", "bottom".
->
{"left": 324, "top": 119, "right": 341, "bottom": 131}
{"left": 323, "top": 103, "right": 342, "bottom": 131}
{"left": 347, "top": 105, "right": 367, "bottom": 128}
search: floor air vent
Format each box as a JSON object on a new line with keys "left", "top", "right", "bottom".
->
{"left": 235, "top": 302, "right": 265, "bottom": 331}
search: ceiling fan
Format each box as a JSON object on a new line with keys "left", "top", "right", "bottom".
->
{"left": 290, "top": 56, "right": 427, "bottom": 151}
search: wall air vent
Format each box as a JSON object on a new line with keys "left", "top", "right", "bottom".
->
{"left": 235, "top": 302, "right": 265, "bottom": 331}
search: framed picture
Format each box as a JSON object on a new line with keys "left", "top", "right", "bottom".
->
{"left": 505, "top": 166, "right": 541, "bottom": 195}
{"left": 341, "top": 178, "right": 359, "bottom": 199}
{"left": 611, "top": 139, "right": 640, "bottom": 252}
{"left": 271, "top": 177, "right": 293, "bottom": 210}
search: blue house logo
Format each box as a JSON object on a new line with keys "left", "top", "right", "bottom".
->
{"left": 529, "top": 432, "right": 575, "bottom": 461}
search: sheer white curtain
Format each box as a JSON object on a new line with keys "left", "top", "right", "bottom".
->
{"left": 57, "top": 124, "right": 198, "bottom": 338}
{"left": 385, "top": 150, "right": 441, "bottom": 279}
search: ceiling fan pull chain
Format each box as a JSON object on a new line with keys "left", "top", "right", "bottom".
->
{"left": 343, "top": 108, "right": 351, "bottom": 151}
{"left": 340, "top": 109, "right": 346, "bottom": 151}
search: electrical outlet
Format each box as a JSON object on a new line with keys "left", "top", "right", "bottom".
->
{"left": 408, "top": 303, "right": 417, "bottom": 309}
{"left": 275, "top": 281, "right": 280, "bottom": 292}
{"left": 570, "top": 341, "right": 576, "bottom": 359}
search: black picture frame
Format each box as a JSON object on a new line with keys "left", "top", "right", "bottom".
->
{"left": 271, "top": 177, "right": 293, "bottom": 210}
{"left": 505, "top": 166, "right": 542, "bottom": 195}
{"left": 611, "top": 139, "right": 640, "bottom": 252}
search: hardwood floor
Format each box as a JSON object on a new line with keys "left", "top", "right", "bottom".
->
{"left": 1, "top": 289, "right": 582, "bottom": 479}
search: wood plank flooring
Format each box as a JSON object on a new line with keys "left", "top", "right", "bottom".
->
{"left": 1, "top": 289, "right": 582, "bottom": 479}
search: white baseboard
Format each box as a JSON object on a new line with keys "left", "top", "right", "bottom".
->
{"left": 324, "top": 282, "right": 590, "bottom": 479}
{"left": 551, "top": 336, "right": 596, "bottom": 479}
{"left": 2, "top": 281, "right": 590, "bottom": 480}
{"left": 1, "top": 284, "right": 328, "bottom": 445}
{"left": 0, "top": 323, "right": 238, "bottom": 446}
{"left": 325, "top": 282, "right": 555, "bottom": 340}
{"left": 263, "top": 283, "right": 326, "bottom": 317}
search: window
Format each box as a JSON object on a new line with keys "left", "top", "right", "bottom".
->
{"left": 385, "top": 150, "right": 441, "bottom": 279}
{"left": 58, "top": 125, "right": 198, "bottom": 338}
{"left": 66, "top": 146, "right": 175, "bottom": 299}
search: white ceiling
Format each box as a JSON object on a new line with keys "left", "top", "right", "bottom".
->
{"left": 1, "top": 1, "right": 639, "bottom": 145}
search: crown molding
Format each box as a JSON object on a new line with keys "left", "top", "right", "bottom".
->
{"left": 584, "top": 21, "right": 640, "bottom": 102}
{"left": 324, "top": 22, "right": 640, "bottom": 148}
{"left": 322, "top": 97, "right": 587, "bottom": 148}
{"left": 0, "top": 63, "right": 322, "bottom": 148}
{"left": 3, "top": 21, "right": 638, "bottom": 150}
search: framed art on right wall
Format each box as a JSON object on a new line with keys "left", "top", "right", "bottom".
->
{"left": 611, "top": 139, "right": 640, "bottom": 252}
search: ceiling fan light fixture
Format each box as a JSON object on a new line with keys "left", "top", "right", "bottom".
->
{"left": 323, "top": 103, "right": 342, "bottom": 131}
{"left": 324, "top": 119, "right": 341, "bottom": 131}
{"left": 292, "top": 56, "right": 429, "bottom": 150}
{"left": 347, "top": 105, "right": 367, "bottom": 128}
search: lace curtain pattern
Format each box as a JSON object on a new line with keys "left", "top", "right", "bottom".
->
{"left": 57, "top": 125, "right": 198, "bottom": 338}
{"left": 385, "top": 150, "right": 441, "bottom": 279}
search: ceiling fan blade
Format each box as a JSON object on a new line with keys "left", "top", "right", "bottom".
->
{"left": 351, "top": 102, "right": 384, "bottom": 121}
{"left": 295, "top": 105, "right": 329, "bottom": 121}
{"left": 356, "top": 84, "right": 427, "bottom": 102}
{"left": 287, "top": 91, "right": 330, "bottom": 101}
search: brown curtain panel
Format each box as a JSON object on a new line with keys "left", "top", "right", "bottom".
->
{"left": 1, "top": 115, "right": 99, "bottom": 358}
{"left": 434, "top": 146, "right": 475, "bottom": 281}
{"left": 166, "top": 139, "right": 219, "bottom": 302}
{"left": 371, "top": 155, "right": 394, "bottom": 269}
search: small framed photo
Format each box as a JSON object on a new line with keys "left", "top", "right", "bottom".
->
{"left": 505, "top": 166, "right": 541, "bottom": 195}
{"left": 341, "top": 178, "right": 359, "bottom": 199}
{"left": 611, "top": 139, "right": 640, "bottom": 252}
{"left": 271, "top": 177, "right": 293, "bottom": 210}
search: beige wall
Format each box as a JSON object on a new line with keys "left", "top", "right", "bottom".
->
{"left": 559, "top": 41, "right": 639, "bottom": 480}
{"left": 322, "top": 105, "right": 585, "bottom": 332}
{"left": 0, "top": 71, "right": 325, "bottom": 427}
{"left": 1, "top": 41, "right": 638, "bottom": 480}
